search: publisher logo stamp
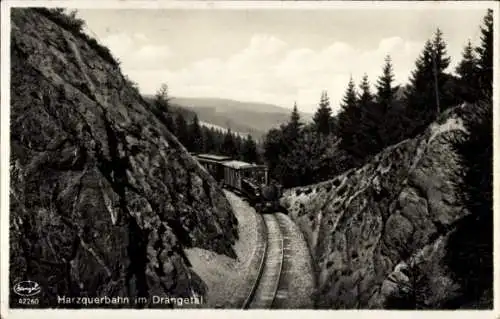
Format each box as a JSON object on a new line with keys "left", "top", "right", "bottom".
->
{"left": 13, "top": 281, "right": 41, "bottom": 297}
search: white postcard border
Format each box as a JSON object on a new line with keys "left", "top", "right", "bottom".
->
{"left": 1, "top": 1, "right": 499, "bottom": 318}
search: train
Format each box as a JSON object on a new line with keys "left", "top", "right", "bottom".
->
{"left": 193, "top": 153, "right": 283, "bottom": 214}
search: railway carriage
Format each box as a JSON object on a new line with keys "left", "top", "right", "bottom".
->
{"left": 194, "top": 153, "right": 282, "bottom": 214}
{"left": 194, "top": 154, "right": 232, "bottom": 183}
{"left": 221, "top": 160, "right": 267, "bottom": 189}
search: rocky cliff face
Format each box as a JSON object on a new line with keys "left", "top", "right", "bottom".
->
{"left": 281, "top": 103, "right": 491, "bottom": 309}
{"left": 9, "top": 8, "right": 238, "bottom": 308}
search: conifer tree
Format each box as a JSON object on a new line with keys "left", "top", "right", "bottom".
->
{"left": 406, "top": 40, "right": 434, "bottom": 105}
{"left": 432, "top": 28, "right": 452, "bottom": 113}
{"left": 285, "top": 102, "right": 303, "bottom": 141}
{"left": 337, "top": 77, "right": 362, "bottom": 157}
{"left": 188, "top": 115, "right": 203, "bottom": 153}
{"left": 359, "top": 73, "right": 373, "bottom": 106}
{"left": 476, "top": 9, "right": 493, "bottom": 98}
{"left": 212, "top": 128, "right": 224, "bottom": 154}
{"left": 376, "top": 55, "right": 398, "bottom": 111}
{"left": 241, "top": 134, "right": 258, "bottom": 163}
{"left": 433, "top": 28, "right": 451, "bottom": 73}
{"left": 263, "top": 127, "right": 286, "bottom": 179}
{"left": 456, "top": 40, "right": 479, "bottom": 102}
{"left": 342, "top": 76, "right": 358, "bottom": 109}
{"left": 313, "top": 91, "right": 332, "bottom": 135}
{"left": 405, "top": 29, "right": 452, "bottom": 133}
{"left": 374, "top": 55, "right": 403, "bottom": 145}
{"left": 202, "top": 127, "right": 215, "bottom": 153}
{"left": 357, "top": 74, "right": 384, "bottom": 155}
{"left": 336, "top": 76, "right": 358, "bottom": 135}
{"left": 174, "top": 113, "right": 189, "bottom": 148}
{"left": 221, "top": 129, "right": 237, "bottom": 156}
{"left": 235, "top": 134, "right": 244, "bottom": 160}
{"left": 457, "top": 40, "right": 478, "bottom": 84}
{"left": 405, "top": 40, "right": 435, "bottom": 133}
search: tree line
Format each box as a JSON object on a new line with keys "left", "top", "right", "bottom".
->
{"left": 263, "top": 9, "right": 493, "bottom": 189}
{"left": 150, "top": 84, "right": 261, "bottom": 164}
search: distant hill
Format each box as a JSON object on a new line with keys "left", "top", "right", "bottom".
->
{"left": 198, "top": 121, "right": 247, "bottom": 138}
{"left": 143, "top": 95, "right": 259, "bottom": 138}
{"left": 169, "top": 96, "right": 313, "bottom": 140}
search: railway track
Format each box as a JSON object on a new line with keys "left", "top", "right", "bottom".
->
{"left": 242, "top": 212, "right": 295, "bottom": 309}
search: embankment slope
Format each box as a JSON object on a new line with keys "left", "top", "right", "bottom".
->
{"left": 281, "top": 103, "right": 492, "bottom": 309}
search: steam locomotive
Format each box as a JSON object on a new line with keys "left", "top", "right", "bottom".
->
{"left": 194, "top": 154, "right": 283, "bottom": 214}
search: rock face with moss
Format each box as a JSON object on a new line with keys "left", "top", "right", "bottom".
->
{"left": 281, "top": 103, "right": 492, "bottom": 309}
{"left": 9, "top": 8, "right": 238, "bottom": 308}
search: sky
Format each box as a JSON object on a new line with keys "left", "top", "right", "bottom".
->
{"left": 77, "top": 6, "right": 490, "bottom": 114}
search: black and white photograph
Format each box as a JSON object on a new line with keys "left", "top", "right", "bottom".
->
{"left": 0, "top": 0, "right": 497, "bottom": 316}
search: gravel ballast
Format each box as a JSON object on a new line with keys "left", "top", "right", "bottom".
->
{"left": 184, "top": 190, "right": 266, "bottom": 308}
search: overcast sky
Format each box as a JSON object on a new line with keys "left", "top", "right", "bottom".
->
{"left": 78, "top": 7, "right": 489, "bottom": 114}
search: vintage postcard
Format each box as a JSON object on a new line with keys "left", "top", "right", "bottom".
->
{"left": 0, "top": 0, "right": 498, "bottom": 318}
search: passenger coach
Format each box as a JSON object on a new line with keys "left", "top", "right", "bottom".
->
{"left": 194, "top": 153, "right": 282, "bottom": 214}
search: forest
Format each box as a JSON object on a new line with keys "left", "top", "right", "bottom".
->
{"left": 157, "top": 9, "right": 492, "bottom": 190}
{"left": 257, "top": 10, "right": 493, "bottom": 188}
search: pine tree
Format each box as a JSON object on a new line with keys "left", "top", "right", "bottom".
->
{"left": 476, "top": 9, "right": 493, "bottom": 98}
{"left": 374, "top": 55, "right": 403, "bottom": 146}
{"left": 188, "top": 115, "right": 203, "bottom": 153}
{"left": 313, "top": 91, "right": 332, "bottom": 135}
{"left": 235, "top": 134, "right": 244, "bottom": 160}
{"left": 290, "top": 102, "right": 302, "bottom": 130}
{"left": 285, "top": 102, "right": 302, "bottom": 141}
{"left": 263, "top": 128, "right": 286, "bottom": 180}
{"left": 202, "top": 127, "right": 215, "bottom": 153}
{"left": 359, "top": 74, "right": 373, "bottom": 106}
{"left": 406, "top": 40, "right": 434, "bottom": 104}
{"left": 376, "top": 55, "right": 398, "bottom": 111}
{"left": 221, "top": 129, "right": 237, "bottom": 156}
{"left": 211, "top": 128, "right": 223, "bottom": 154}
{"left": 433, "top": 28, "right": 451, "bottom": 73}
{"left": 405, "top": 40, "right": 435, "bottom": 134}
{"left": 432, "top": 28, "right": 452, "bottom": 113}
{"left": 241, "top": 134, "right": 258, "bottom": 163}
{"left": 336, "top": 76, "right": 358, "bottom": 136}
{"left": 456, "top": 40, "right": 479, "bottom": 102}
{"left": 175, "top": 113, "right": 189, "bottom": 147}
{"left": 341, "top": 76, "right": 358, "bottom": 110}
{"left": 405, "top": 30, "right": 452, "bottom": 134}
{"left": 357, "top": 74, "right": 384, "bottom": 155}
{"left": 337, "top": 77, "right": 363, "bottom": 158}
{"left": 457, "top": 40, "right": 478, "bottom": 83}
